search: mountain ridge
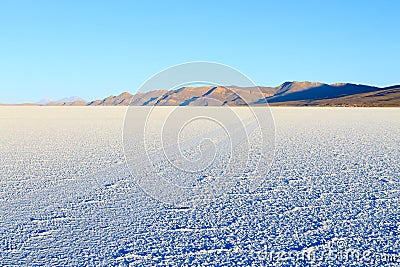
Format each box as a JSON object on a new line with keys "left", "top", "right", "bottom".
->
{"left": 83, "top": 81, "right": 399, "bottom": 107}
{"left": 2, "top": 82, "right": 399, "bottom": 107}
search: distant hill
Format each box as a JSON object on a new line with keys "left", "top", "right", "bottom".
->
{"left": 46, "top": 96, "right": 87, "bottom": 106}
{"left": 57, "top": 96, "right": 85, "bottom": 103}
{"left": 2, "top": 82, "right": 399, "bottom": 107}
{"left": 36, "top": 98, "right": 53, "bottom": 105}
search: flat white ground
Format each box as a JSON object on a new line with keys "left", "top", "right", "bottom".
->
{"left": 0, "top": 107, "right": 399, "bottom": 266}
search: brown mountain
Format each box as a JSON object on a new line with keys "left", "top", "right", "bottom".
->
{"left": 269, "top": 85, "right": 400, "bottom": 107}
{"left": 266, "top": 82, "right": 381, "bottom": 104}
{"left": 87, "top": 92, "right": 133, "bottom": 106}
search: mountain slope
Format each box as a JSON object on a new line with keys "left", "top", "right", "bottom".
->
{"left": 267, "top": 82, "right": 380, "bottom": 103}
{"left": 88, "top": 92, "right": 133, "bottom": 106}
{"left": 268, "top": 85, "right": 400, "bottom": 107}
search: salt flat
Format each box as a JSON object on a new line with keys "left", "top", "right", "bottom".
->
{"left": 1, "top": 107, "right": 399, "bottom": 266}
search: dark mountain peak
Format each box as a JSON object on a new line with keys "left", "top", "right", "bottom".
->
{"left": 281, "top": 81, "right": 293, "bottom": 87}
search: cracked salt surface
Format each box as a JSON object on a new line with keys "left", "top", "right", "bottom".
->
{"left": 0, "top": 107, "right": 399, "bottom": 266}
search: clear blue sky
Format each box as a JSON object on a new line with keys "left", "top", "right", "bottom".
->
{"left": 0, "top": 0, "right": 399, "bottom": 103}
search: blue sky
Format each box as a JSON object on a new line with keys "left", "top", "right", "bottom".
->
{"left": 0, "top": 0, "right": 399, "bottom": 103}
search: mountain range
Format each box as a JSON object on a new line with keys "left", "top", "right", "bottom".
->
{"left": 3, "top": 82, "right": 400, "bottom": 107}
{"left": 38, "top": 96, "right": 86, "bottom": 106}
{"left": 86, "top": 82, "right": 400, "bottom": 107}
